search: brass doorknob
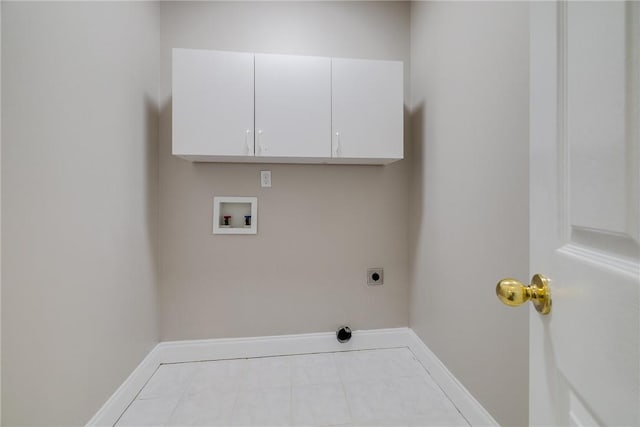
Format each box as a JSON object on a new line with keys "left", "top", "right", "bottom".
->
{"left": 496, "top": 274, "right": 552, "bottom": 314}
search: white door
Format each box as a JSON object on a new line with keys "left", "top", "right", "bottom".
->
{"left": 331, "top": 58, "right": 403, "bottom": 160}
{"left": 254, "top": 53, "right": 331, "bottom": 159}
{"left": 172, "top": 49, "right": 254, "bottom": 157}
{"left": 529, "top": 2, "right": 639, "bottom": 426}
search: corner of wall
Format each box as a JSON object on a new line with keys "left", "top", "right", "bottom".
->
{"left": 406, "top": 2, "right": 530, "bottom": 426}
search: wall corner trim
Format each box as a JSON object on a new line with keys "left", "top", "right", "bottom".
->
{"left": 86, "top": 328, "right": 497, "bottom": 427}
{"left": 407, "top": 329, "right": 500, "bottom": 427}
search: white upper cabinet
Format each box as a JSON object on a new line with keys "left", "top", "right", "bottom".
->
{"left": 331, "top": 58, "right": 403, "bottom": 161}
{"left": 172, "top": 49, "right": 403, "bottom": 164}
{"left": 172, "top": 49, "right": 254, "bottom": 158}
{"left": 254, "top": 54, "right": 331, "bottom": 159}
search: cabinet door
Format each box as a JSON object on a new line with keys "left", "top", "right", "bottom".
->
{"left": 332, "top": 58, "right": 403, "bottom": 160}
{"left": 255, "top": 54, "right": 331, "bottom": 158}
{"left": 172, "top": 49, "right": 254, "bottom": 157}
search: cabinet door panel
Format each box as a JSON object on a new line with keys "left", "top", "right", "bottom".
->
{"left": 255, "top": 54, "right": 331, "bottom": 158}
{"left": 332, "top": 58, "right": 403, "bottom": 160}
{"left": 172, "top": 49, "right": 254, "bottom": 157}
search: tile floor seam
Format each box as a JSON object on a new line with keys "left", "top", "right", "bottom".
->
{"left": 406, "top": 347, "right": 471, "bottom": 427}
{"left": 164, "top": 364, "right": 200, "bottom": 425}
{"left": 112, "top": 362, "right": 163, "bottom": 426}
{"left": 220, "top": 359, "right": 246, "bottom": 425}
{"left": 118, "top": 347, "right": 468, "bottom": 427}
{"left": 289, "top": 383, "right": 294, "bottom": 426}
{"left": 288, "top": 357, "right": 294, "bottom": 405}
{"left": 337, "top": 364, "right": 355, "bottom": 426}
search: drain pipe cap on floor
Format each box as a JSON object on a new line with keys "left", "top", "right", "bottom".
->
{"left": 336, "top": 326, "right": 352, "bottom": 343}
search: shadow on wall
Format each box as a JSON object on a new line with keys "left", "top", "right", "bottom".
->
{"left": 145, "top": 95, "right": 160, "bottom": 292}
{"left": 160, "top": 97, "right": 172, "bottom": 166}
{"left": 408, "top": 102, "right": 424, "bottom": 291}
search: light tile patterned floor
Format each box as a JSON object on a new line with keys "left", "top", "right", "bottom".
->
{"left": 116, "top": 348, "right": 469, "bottom": 427}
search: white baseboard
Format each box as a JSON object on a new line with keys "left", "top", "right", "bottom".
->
{"left": 155, "top": 327, "right": 409, "bottom": 364}
{"left": 87, "top": 327, "right": 497, "bottom": 427}
{"left": 407, "top": 329, "right": 499, "bottom": 427}
{"left": 86, "top": 327, "right": 409, "bottom": 426}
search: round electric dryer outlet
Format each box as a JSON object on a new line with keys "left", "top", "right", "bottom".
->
{"left": 367, "top": 268, "right": 384, "bottom": 285}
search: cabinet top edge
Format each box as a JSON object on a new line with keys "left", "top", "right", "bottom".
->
{"left": 171, "top": 47, "right": 404, "bottom": 65}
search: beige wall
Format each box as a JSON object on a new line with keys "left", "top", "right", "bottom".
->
{"left": 158, "top": 1, "right": 411, "bottom": 340}
{"left": 0, "top": 1, "right": 3, "bottom": 422}
{"left": 409, "top": 2, "right": 529, "bottom": 426}
{"left": 1, "top": 2, "right": 160, "bottom": 425}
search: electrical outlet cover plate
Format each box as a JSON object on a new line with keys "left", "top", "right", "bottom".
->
{"left": 367, "top": 268, "right": 384, "bottom": 285}
{"left": 260, "top": 170, "right": 272, "bottom": 188}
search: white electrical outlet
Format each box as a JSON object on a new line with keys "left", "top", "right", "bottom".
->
{"left": 260, "top": 170, "right": 272, "bottom": 188}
